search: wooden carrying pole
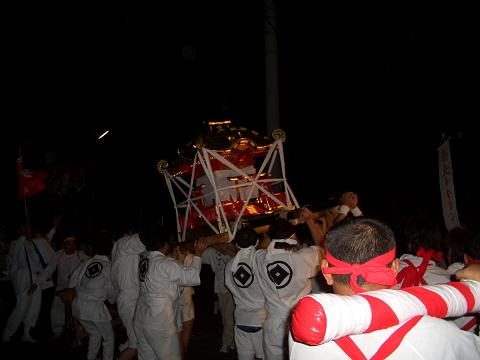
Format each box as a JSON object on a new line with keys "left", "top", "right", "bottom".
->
{"left": 177, "top": 208, "right": 329, "bottom": 251}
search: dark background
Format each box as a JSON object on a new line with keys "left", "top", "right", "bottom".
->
{"left": 1, "top": 2, "right": 478, "bottom": 237}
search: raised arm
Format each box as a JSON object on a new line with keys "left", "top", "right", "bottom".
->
{"left": 298, "top": 207, "right": 326, "bottom": 247}
{"left": 333, "top": 191, "right": 363, "bottom": 224}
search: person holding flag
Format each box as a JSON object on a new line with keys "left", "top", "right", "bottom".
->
{"left": 1, "top": 154, "right": 52, "bottom": 343}
{"left": 17, "top": 156, "right": 49, "bottom": 200}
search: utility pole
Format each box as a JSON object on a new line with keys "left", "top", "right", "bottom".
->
{"left": 265, "top": 0, "right": 280, "bottom": 135}
{"left": 264, "top": 0, "right": 282, "bottom": 186}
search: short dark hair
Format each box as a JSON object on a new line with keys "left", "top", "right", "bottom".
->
{"left": 234, "top": 227, "right": 258, "bottom": 249}
{"left": 326, "top": 217, "right": 396, "bottom": 286}
{"left": 465, "top": 230, "right": 480, "bottom": 261}
{"left": 140, "top": 223, "right": 172, "bottom": 252}
{"left": 403, "top": 212, "right": 443, "bottom": 253}
{"left": 93, "top": 238, "right": 113, "bottom": 256}
{"left": 445, "top": 227, "right": 472, "bottom": 265}
{"left": 119, "top": 213, "right": 141, "bottom": 234}
{"left": 267, "top": 218, "right": 295, "bottom": 240}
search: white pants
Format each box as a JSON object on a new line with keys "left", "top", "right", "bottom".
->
{"left": 218, "top": 292, "right": 235, "bottom": 348}
{"left": 235, "top": 326, "right": 264, "bottom": 360}
{"left": 79, "top": 319, "right": 114, "bottom": 360}
{"left": 2, "top": 288, "right": 41, "bottom": 338}
{"left": 134, "top": 322, "right": 180, "bottom": 360}
{"left": 50, "top": 295, "right": 65, "bottom": 335}
{"left": 117, "top": 289, "right": 139, "bottom": 348}
{"left": 263, "top": 316, "right": 288, "bottom": 360}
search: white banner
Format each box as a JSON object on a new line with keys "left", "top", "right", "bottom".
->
{"left": 438, "top": 138, "right": 460, "bottom": 230}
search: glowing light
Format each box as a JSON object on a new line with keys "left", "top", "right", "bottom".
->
{"left": 98, "top": 130, "right": 109, "bottom": 140}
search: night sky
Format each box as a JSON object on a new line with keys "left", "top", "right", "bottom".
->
{"left": 1, "top": 2, "right": 478, "bottom": 236}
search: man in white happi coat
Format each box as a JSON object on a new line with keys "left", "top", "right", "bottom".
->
{"left": 50, "top": 236, "right": 89, "bottom": 337}
{"left": 70, "top": 238, "right": 116, "bottom": 360}
{"left": 133, "top": 225, "right": 208, "bottom": 360}
{"left": 289, "top": 217, "right": 480, "bottom": 360}
{"left": 111, "top": 225, "right": 145, "bottom": 360}
{"left": 201, "top": 242, "right": 236, "bottom": 353}
{"left": 2, "top": 224, "right": 56, "bottom": 343}
{"left": 225, "top": 227, "right": 266, "bottom": 360}
{"left": 255, "top": 217, "right": 322, "bottom": 360}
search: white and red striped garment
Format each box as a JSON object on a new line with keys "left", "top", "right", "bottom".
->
{"left": 290, "top": 281, "right": 480, "bottom": 359}
{"left": 292, "top": 280, "right": 480, "bottom": 345}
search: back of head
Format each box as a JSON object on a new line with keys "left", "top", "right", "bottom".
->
{"left": 326, "top": 217, "right": 396, "bottom": 286}
{"left": 118, "top": 213, "right": 141, "bottom": 236}
{"left": 234, "top": 227, "right": 258, "bottom": 249}
{"left": 267, "top": 218, "right": 295, "bottom": 240}
{"left": 403, "top": 212, "right": 443, "bottom": 254}
{"left": 140, "top": 223, "right": 172, "bottom": 252}
{"left": 465, "top": 229, "right": 480, "bottom": 262}
{"left": 93, "top": 237, "right": 113, "bottom": 256}
{"left": 327, "top": 217, "right": 396, "bottom": 264}
{"left": 445, "top": 227, "right": 473, "bottom": 265}
{"left": 16, "top": 223, "right": 31, "bottom": 239}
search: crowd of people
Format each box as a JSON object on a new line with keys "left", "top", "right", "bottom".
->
{"left": 1, "top": 191, "right": 479, "bottom": 360}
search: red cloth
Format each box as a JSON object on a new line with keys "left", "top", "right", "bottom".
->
{"left": 396, "top": 247, "right": 443, "bottom": 288}
{"left": 17, "top": 157, "right": 49, "bottom": 199}
{"left": 323, "top": 248, "right": 397, "bottom": 293}
{"left": 416, "top": 247, "right": 444, "bottom": 263}
{"left": 334, "top": 315, "right": 422, "bottom": 360}
{"left": 396, "top": 259, "right": 427, "bottom": 288}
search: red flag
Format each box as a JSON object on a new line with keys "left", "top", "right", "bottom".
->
{"left": 17, "top": 157, "right": 49, "bottom": 199}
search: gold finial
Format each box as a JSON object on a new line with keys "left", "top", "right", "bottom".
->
{"left": 272, "top": 128, "right": 286, "bottom": 142}
{"left": 157, "top": 160, "right": 169, "bottom": 173}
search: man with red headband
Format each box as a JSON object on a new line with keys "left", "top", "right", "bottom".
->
{"left": 289, "top": 217, "right": 480, "bottom": 359}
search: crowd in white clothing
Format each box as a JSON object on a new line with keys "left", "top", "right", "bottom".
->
{"left": 2, "top": 191, "right": 480, "bottom": 360}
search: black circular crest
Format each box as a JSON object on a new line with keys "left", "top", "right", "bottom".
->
{"left": 266, "top": 261, "right": 293, "bottom": 289}
{"left": 85, "top": 262, "right": 103, "bottom": 278}
{"left": 233, "top": 262, "right": 254, "bottom": 288}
